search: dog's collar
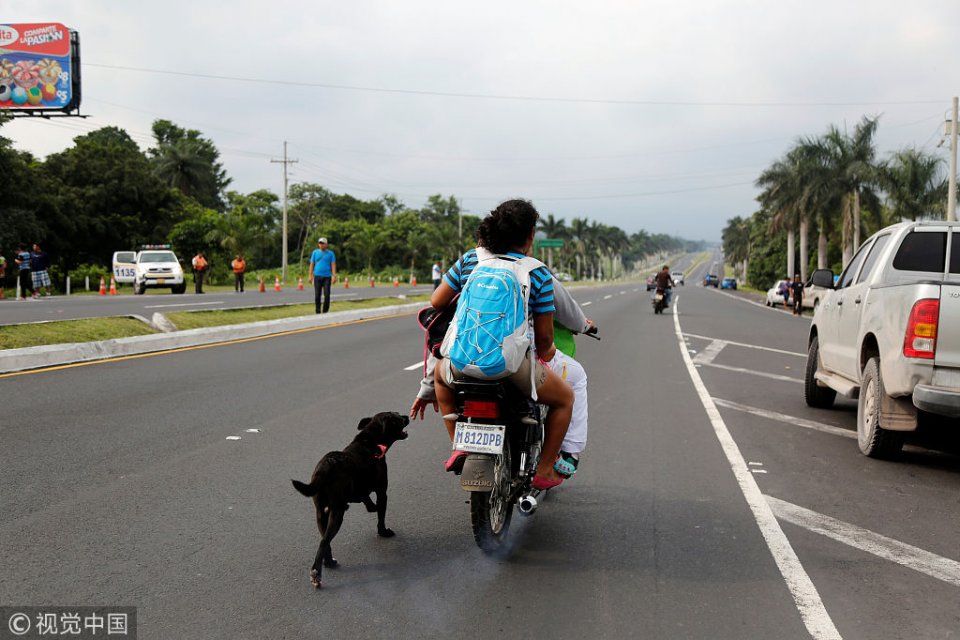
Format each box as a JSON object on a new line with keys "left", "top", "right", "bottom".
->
{"left": 372, "top": 444, "right": 388, "bottom": 460}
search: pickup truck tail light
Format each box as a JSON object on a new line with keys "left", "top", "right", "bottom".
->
{"left": 462, "top": 399, "right": 500, "bottom": 419}
{"left": 903, "top": 298, "right": 939, "bottom": 359}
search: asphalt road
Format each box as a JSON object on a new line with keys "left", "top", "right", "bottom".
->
{"left": 0, "top": 283, "right": 436, "bottom": 326}
{"left": 2, "top": 253, "right": 958, "bottom": 639}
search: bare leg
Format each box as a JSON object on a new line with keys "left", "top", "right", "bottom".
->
{"left": 434, "top": 363, "right": 456, "bottom": 440}
{"left": 533, "top": 367, "right": 574, "bottom": 482}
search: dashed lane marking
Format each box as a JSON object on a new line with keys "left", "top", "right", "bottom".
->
{"left": 603, "top": 295, "right": 612, "bottom": 300}
{"left": 674, "top": 298, "right": 842, "bottom": 640}
{"left": 700, "top": 362, "right": 803, "bottom": 384}
{"left": 767, "top": 495, "right": 960, "bottom": 588}
{"left": 404, "top": 361, "right": 425, "bottom": 371}
{"left": 581, "top": 301, "right": 593, "bottom": 306}
{"left": 683, "top": 332, "right": 806, "bottom": 358}
{"left": 225, "top": 436, "right": 241, "bottom": 441}
{"left": 692, "top": 339, "right": 728, "bottom": 365}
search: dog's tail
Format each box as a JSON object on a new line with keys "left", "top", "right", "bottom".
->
{"left": 291, "top": 479, "right": 320, "bottom": 497}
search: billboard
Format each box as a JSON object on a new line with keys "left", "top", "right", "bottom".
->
{"left": 0, "top": 23, "right": 79, "bottom": 113}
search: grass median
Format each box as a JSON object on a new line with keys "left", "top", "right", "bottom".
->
{"left": 0, "top": 317, "right": 157, "bottom": 351}
{"left": 164, "top": 295, "right": 430, "bottom": 330}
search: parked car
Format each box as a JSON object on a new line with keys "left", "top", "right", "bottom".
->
{"left": 721, "top": 277, "right": 737, "bottom": 290}
{"left": 801, "top": 282, "right": 829, "bottom": 310}
{"left": 133, "top": 246, "right": 186, "bottom": 295}
{"left": 111, "top": 251, "right": 137, "bottom": 285}
{"left": 703, "top": 274, "right": 719, "bottom": 287}
{"left": 765, "top": 280, "right": 792, "bottom": 306}
{"left": 671, "top": 271, "right": 684, "bottom": 286}
{"left": 804, "top": 220, "right": 960, "bottom": 458}
{"left": 646, "top": 275, "right": 657, "bottom": 291}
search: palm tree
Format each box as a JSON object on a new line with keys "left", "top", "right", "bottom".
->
{"left": 756, "top": 153, "right": 800, "bottom": 278}
{"left": 881, "top": 147, "right": 949, "bottom": 221}
{"left": 722, "top": 216, "right": 751, "bottom": 280}
{"left": 153, "top": 139, "right": 217, "bottom": 205}
{"left": 537, "top": 213, "right": 567, "bottom": 269}
{"left": 569, "top": 217, "right": 590, "bottom": 279}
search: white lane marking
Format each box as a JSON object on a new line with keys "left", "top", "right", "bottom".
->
{"left": 603, "top": 294, "right": 613, "bottom": 300}
{"left": 693, "top": 339, "right": 728, "bottom": 365}
{"left": 700, "top": 362, "right": 803, "bottom": 384}
{"left": 684, "top": 332, "right": 806, "bottom": 358}
{"left": 751, "top": 469, "right": 768, "bottom": 474}
{"left": 706, "top": 286, "right": 806, "bottom": 318}
{"left": 766, "top": 495, "right": 960, "bottom": 588}
{"left": 581, "top": 301, "right": 593, "bottom": 307}
{"left": 633, "top": 288, "right": 639, "bottom": 292}
{"left": 245, "top": 428, "right": 261, "bottom": 433}
{"left": 673, "top": 299, "right": 842, "bottom": 639}
{"left": 143, "top": 301, "right": 222, "bottom": 309}
{"left": 748, "top": 461, "right": 763, "bottom": 466}
{"left": 619, "top": 290, "right": 626, "bottom": 295}
{"left": 713, "top": 398, "right": 855, "bottom": 440}
{"left": 225, "top": 436, "right": 241, "bottom": 441}
{"left": 404, "top": 361, "right": 425, "bottom": 371}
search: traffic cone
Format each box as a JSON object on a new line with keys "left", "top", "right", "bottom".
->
{"left": 344, "top": 277, "right": 349, "bottom": 289}
{"left": 393, "top": 276, "right": 399, "bottom": 287}
{"left": 109, "top": 276, "right": 118, "bottom": 296}
{"left": 98, "top": 276, "right": 107, "bottom": 296}
{"left": 297, "top": 277, "right": 304, "bottom": 291}
{"left": 258, "top": 276, "right": 266, "bottom": 293}
{"left": 411, "top": 275, "right": 417, "bottom": 286}
{"left": 274, "top": 276, "right": 282, "bottom": 292}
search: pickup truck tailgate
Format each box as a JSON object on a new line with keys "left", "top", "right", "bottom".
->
{"left": 935, "top": 284, "right": 960, "bottom": 368}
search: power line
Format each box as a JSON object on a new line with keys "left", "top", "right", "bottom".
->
{"left": 84, "top": 62, "right": 944, "bottom": 108}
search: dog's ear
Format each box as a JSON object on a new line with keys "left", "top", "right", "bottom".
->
{"left": 357, "top": 417, "right": 374, "bottom": 431}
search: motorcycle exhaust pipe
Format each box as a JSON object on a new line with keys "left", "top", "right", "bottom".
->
{"left": 518, "top": 491, "right": 540, "bottom": 516}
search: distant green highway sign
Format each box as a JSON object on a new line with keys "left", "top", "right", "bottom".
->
{"left": 536, "top": 238, "right": 564, "bottom": 248}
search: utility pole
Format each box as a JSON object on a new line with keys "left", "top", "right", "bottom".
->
{"left": 271, "top": 141, "right": 298, "bottom": 282}
{"left": 948, "top": 96, "right": 958, "bottom": 222}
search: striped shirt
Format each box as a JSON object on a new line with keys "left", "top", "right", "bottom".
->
{"left": 444, "top": 249, "right": 555, "bottom": 315}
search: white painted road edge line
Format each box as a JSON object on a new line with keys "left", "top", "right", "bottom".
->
{"left": 701, "top": 361, "right": 803, "bottom": 384}
{"left": 684, "top": 332, "right": 806, "bottom": 358}
{"left": 673, "top": 298, "right": 842, "bottom": 640}
{"left": 766, "top": 495, "right": 960, "bottom": 588}
{"left": 404, "top": 361, "right": 425, "bottom": 371}
{"left": 143, "top": 301, "right": 222, "bottom": 309}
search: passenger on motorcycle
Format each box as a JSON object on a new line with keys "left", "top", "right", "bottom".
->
{"left": 654, "top": 265, "right": 675, "bottom": 307}
{"left": 417, "top": 199, "right": 574, "bottom": 490}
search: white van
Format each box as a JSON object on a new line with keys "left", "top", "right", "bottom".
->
{"left": 112, "top": 251, "right": 138, "bottom": 284}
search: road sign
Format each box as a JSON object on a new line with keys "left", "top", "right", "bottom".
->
{"left": 536, "top": 238, "right": 564, "bottom": 248}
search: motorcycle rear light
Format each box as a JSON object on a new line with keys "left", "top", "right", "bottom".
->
{"left": 903, "top": 298, "right": 939, "bottom": 359}
{"left": 463, "top": 400, "right": 499, "bottom": 419}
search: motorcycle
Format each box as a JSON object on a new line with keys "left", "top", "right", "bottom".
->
{"left": 448, "top": 326, "right": 599, "bottom": 552}
{"left": 652, "top": 287, "right": 668, "bottom": 314}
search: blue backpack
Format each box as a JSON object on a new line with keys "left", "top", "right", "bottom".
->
{"left": 440, "top": 248, "right": 543, "bottom": 380}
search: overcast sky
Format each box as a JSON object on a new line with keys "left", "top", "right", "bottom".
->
{"left": 4, "top": 1, "right": 956, "bottom": 241}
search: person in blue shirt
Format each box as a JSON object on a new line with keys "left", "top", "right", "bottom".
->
{"left": 308, "top": 237, "right": 337, "bottom": 314}
{"left": 427, "top": 199, "right": 574, "bottom": 491}
{"left": 14, "top": 243, "right": 33, "bottom": 300}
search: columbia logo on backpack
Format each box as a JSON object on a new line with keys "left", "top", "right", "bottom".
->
{"left": 440, "top": 248, "right": 543, "bottom": 379}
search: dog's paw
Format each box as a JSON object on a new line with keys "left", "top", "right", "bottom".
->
{"left": 378, "top": 527, "right": 395, "bottom": 538}
{"left": 365, "top": 502, "right": 378, "bottom": 513}
{"left": 323, "top": 557, "right": 339, "bottom": 568}
{"left": 310, "top": 569, "right": 322, "bottom": 589}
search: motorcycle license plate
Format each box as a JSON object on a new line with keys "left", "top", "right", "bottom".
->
{"left": 453, "top": 423, "right": 505, "bottom": 455}
{"left": 156, "top": 279, "right": 165, "bottom": 285}
{"left": 655, "top": 293, "right": 664, "bottom": 301}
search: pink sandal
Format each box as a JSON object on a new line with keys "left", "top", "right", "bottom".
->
{"left": 532, "top": 474, "right": 564, "bottom": 491}
{"left": 444, "top": 450, "right": 469, "bottom": 473}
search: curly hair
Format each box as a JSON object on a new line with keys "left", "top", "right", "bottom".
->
{"left": 476, "top": 199, "right": 539, "bottom": 254}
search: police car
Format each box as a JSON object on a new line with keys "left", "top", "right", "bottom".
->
{"left": 131, "top": 245, "right": 186, "bottom": 295}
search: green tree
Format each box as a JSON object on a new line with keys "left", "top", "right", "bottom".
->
{"left": 881, "top": 147, "right": 949, "bottom": 221}
{"left": 149, "top": 119, "right": 231, "bottom": 210}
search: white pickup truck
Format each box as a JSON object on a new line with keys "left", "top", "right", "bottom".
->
{"left": 804, "top": 220, "right": 960, "bottom": 458}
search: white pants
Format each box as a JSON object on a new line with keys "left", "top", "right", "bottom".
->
{"left": 546, "top": 351, "right": 589, "bottom": 454}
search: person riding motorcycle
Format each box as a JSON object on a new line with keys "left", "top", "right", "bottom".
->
{"left": 412, "top": 199, "right": 574, "bottom": 491}
{"left": 654, "top": 264, "right": 675, "bottom": 307}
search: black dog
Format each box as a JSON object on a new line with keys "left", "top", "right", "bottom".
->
{"left": 291, "top": 411, "right": 410, "bottom": 589}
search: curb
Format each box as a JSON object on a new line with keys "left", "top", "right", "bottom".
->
{"left": 0, "top": 302, "right": 423, "bottom": 374}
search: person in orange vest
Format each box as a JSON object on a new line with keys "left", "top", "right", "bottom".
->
{"left": 191, "top": 251, "right": 209, "bottom": 294}
{"left": 231, "top": 254, "right": 246, "bottom": 293}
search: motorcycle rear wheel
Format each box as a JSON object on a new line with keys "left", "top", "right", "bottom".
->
{"left": 470, "top": 437, "right": 514, "bottom": 552}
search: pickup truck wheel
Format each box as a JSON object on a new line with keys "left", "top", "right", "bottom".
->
{"left": 804, "top": 336, "right": 836, "bottom": 408}
{"left": 857, "top": 357, "right": 904, "bottom": 459}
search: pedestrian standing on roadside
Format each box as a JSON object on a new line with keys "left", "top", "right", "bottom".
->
{"left": 0, "top": 248, "right": 6, "bottom": 299}
{"left": 791, "top": 273, "right": 804, "bottom": 316}
{"left": 308, "top": 237, "right": 337, "bottom": 314}
{"left": 231, "top": 254, "right": 246, "bottom": 293}
{"left": 15, "top": 243, "right": 33, "bottom": 300}
{"left": 30, "top": 243, "right": 51, "bottom": 297}
{"left": 192, "top": 251, "right": 208, "bottom": 294}
{"left": 431, "top": 261, "right": 442, "bottom": 289}
{"left": 778, "top": 278, "right": 790, "bottom": 307}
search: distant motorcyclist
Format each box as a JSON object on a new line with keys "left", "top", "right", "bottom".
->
{"left": 654, "top": 265, "right": 675, "bottom": 307}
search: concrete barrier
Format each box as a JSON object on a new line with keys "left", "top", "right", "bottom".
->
{"left": 0, "top": 302, "right": 423, "bottom": 374}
